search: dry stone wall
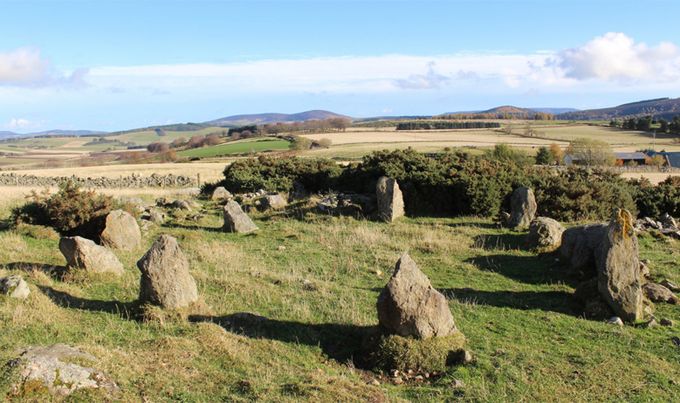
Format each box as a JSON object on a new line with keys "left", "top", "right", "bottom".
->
{"left": 0, "top": 173, "right": 196, "bottom": 188}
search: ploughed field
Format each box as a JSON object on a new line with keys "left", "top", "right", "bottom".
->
{"left": 0, "top": 196, "right": 678, "bottom": 401}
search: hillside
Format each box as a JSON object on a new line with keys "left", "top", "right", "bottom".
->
{"left": 205, "top": 110, "right": 351, "bottom": 127}
{"left": 558, "top": 97, "right": 680, "bottom": 120}
{"left": 439, "top": 105, "right": 558, "bottom": 119}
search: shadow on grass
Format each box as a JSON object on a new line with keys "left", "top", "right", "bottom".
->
{"left": 189, "top": 312, "right": 375, "bottom": 365}
{"left": 473, "top": 233, "right": 527, "bottom": 251}
{"left": 464, "top": 254, "right": 577, "bottom": 286}
{"left": 445, "top": 221, "right": 501, "bottom": 230}
{"left": 38, "top": 285, "right": 138, "bottom": 320}
{"left": 161, "top": 222, "right": 224, "bottom": 233}
{"left": 442, "top": 287, "right": 577, "bottom": 315}
{"left": 2, "top": 262, "right": 67, "bottom": 281}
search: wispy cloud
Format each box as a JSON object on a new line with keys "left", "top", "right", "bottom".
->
{"left": 83, "top": 33, "right": 680, "bottom": 95}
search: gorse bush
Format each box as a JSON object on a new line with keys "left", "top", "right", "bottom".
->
{"left": 631, "top": 176, "right": 680, "bottom": 218}
{"left": 12, "top": 181, "right": 114, "bottom": 234}
{"left": 211, "top": 149, "right": 677, "bottom": 221}
{"left": 220, "top": 155, "right": 342, "bottom": 193}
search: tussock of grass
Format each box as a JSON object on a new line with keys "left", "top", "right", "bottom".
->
{"left": 370, "top": 331, "right": 467, "bottom": 373}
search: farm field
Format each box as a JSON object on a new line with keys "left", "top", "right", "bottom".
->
{"left": 178, "top": 138, "right": 291, "bottom": 158}
{"left": 111, "top": 127, "right": 226, "bottom": 146}
{"left": 0, "top": 198, "right": 678, "bottom": 401}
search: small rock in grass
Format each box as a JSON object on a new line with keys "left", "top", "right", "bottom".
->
{"left": 606, "top": 316, "right": 624, "bottom": 326}
{"left": 0, "top": 275, "right": 30, "bottom": 299}
{"left": 660, "top": 279, "right": 680, "bottom": 293}
{"left": 660, "top": 318, "right": 674, "bottom": 327}
{"left": 451, "top": 379, "right": 465, "bottom": 389}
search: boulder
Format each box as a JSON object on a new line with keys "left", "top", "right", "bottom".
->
{"left": 643, "top": 283, "right": 679, "bottom": 304}
{"left": 559, "top": 223, "right": 608, "bottom": 274}
{"left": 596, "top": 209, "right": 644, "bottom": 322}
{"left": 59, "top": 236, "right": 125, "bottom": 276}
{"left": 211, "top": 186, "right": 232, "bottom": 201}
{"left": 222, "top": 201, "right": 258, "bottom": 233}
{"left": 526, "top": 217, "right": 564, "bottom": 249}
{"left": 99, "top": 210, "right": 141, "bottom": 251}
{"left": 137, "top": 235, "right": 198, "bottom": 309}
{"left": 171, "top": 199, "right": 192, "bottom": 210}
{"left": 260, "top": 193, "right": 287, "bottom": 211}
{"left": 508, "top": 186, "right": 537, "bottom": 229}
{"left": 147, "top": 208, "right": 166, "bottom": 224}
{"left": 0, "top": 275, "right": 30, "bottom": 299}
{"left": 660, "top": 213, "right": 678, "bottom": 230}
{"left": 376, "top": 177, "right": 405, "bottom": 223}
{"left": 377, "top": 253, "right": 457, "bottom": 339}
{"left": 7, "top": 344, "right": 118, "bottom": 398}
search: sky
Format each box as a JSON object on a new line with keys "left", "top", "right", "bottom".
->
{"left": 2, "top": 0, "right": 680, "bottom": 132}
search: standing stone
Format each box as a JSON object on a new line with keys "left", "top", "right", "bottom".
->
{"left": 376, "top": 177, "right": 405, "bottom": 223}
{"left": 59, "top": 236, "right": 125, "bottom": 276}
{"left": 596, "top": 209, "right": 644, "bottom": 322}
{"left": 99, "top": 210, "right": 141, "bottom": 251}
{"left": 222, "top": 201, "right": 258, "bottom": 233}
{"left": 147, "top": 208, "right": 166, "bottom": 224}
{"left": 8, "top": 344, "right": 118, "bottom": 397}
{"left": 508, "top": 187, "right": 537, "bottom": 229}
{"left": 526, "top": 217, "right": 565, "bottom": 249}
{"left": 137, "top": 235, "right": 198, "bottom": 309}
{"left": 0, "top": 275, "right": 30, "bottom": 299}
{"left": 211, "top": 186, "right": 232, "bottom": 201}
{"left": 559, "top": 223, "right": 608, "bottom": 274}
{"left": 260, "top": 193, "right": 287, "bottom": 211}
{"left": 377, "top": 253, "right": 456, "bottom": 339}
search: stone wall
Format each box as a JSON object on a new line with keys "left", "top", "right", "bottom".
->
{"left": 0, "top": 173, "right": 196, "bottom": 188}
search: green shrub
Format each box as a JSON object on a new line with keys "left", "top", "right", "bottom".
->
{"left": 220, "top": 155, "right": 342, "bottom": 193}
{"left": 631, "top": 176, "right": 680, "bottom": 218}
{"left": 531, "top": 168, "right": 637, "bottom": 221}
{"left": 11, "top": 181, "right": 114, "bottom": 234}
{"left": 211, "top": 150, "right": 661, "bottom": 222}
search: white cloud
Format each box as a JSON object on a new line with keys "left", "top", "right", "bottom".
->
{"left": 555, "top": 32, "right": 680, "bottom": 82}
{"left": 394, "top": 62, "right": 450, "bottom": 89}
{"left": 7, "top": 118, "right": 34, "bottom": 130}
{"left": 0, "top": 47, "right": 88, "bottom": 87}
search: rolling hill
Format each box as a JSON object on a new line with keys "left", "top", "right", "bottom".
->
{"left": 557, "top": 97, "right": 680, "bottom": 120}
{"left": 204, "top": 110, "right": 351, "bottom": 127}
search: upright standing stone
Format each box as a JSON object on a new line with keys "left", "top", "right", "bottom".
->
{"left": 377, "top": 253, "right": 456, "bottom": 339}
{"left": 59, "top": 236, "right": 125, "bottom": 276}
{"left": 508, "top": 186, "right": 537, "bottom": 229}
{"left": 137, "top": 235, "right": 198, "bottom": 309}
{"left": 559, "top": 223, "right": 608, "bottom": 274}
{"left": 99, "top": 210, "right": 141, "bottom": 251}
{"left": 222, "top": 201, "right": 258, "bottom": 233}
{"left": 376, "top": 176, "right": 405, "bottom": 223}
{"left": 596, "top": 209, "right": 644, "bottom": 322}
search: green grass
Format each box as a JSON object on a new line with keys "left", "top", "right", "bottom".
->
{"left": 0, "top": 202, "right": 678, "bottom": 401}
{"left": 178, "top": 138, "right": 291, "bottom": 158}
{"left": 111, "top": 127, "right": 226, "bottom": 146}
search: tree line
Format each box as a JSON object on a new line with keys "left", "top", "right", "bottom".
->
{"left": 610, "top": 115, "right": 680, "bottom": 133}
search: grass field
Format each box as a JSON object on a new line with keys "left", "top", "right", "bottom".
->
{"left": 111, "top": 127, "right": 226, "bottom": 146}
{"left": 0, "top": 198, "right": 678, "bottom": 401}
{"left": 178, "top": 138, "right": 291, "bottom": 158}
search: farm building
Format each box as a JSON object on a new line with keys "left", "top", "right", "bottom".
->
{"left": 564, "top": 152, "right": 647, "bottom": 166}
{"left": 645, "top": 151, "right": 680, "bottom": 168}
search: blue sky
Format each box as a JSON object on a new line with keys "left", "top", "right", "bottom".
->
{"left": 1, "top": 0, "right": 680, "bottom": 132}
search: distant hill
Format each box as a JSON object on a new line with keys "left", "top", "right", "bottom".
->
{"left": 205, "top": 110, "right": 351, "bottom": 127}
{"left": 557, "top": 98, "right": 680, "bottom": 120}
{"left": 31, "top": 130, "right": 108, "bottom": 137}
{"left": 529, "top": 107, "right": 579, "bottom": 114}
{"left": 0, "top": 131, "right": 19, "bottom": 140}
{"left": 440, "top": 105, "right": 563, "bottom": 119}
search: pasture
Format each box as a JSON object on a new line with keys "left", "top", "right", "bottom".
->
{"left": 0, "top": 193, "right": 678, "bottom": 401}
{"left": 178, "top": 138, "right": 291, "bottom": 158}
